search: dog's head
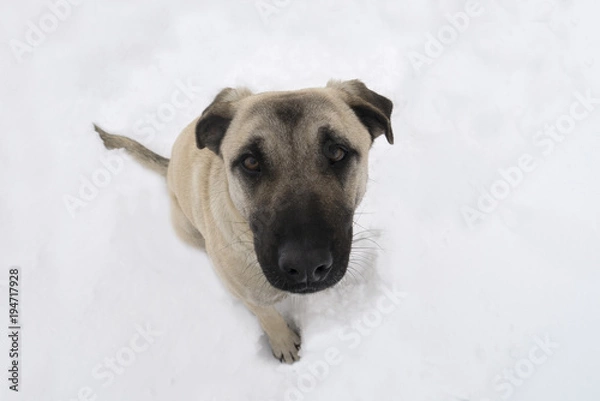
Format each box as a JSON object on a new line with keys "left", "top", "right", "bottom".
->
{"left": 195, "top": 80, "right": 393, "bottom": 294}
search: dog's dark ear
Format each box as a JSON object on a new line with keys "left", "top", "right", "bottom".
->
{"left": 327, "top": 79, "right": 394, "bottom": 144}
{"left": 195, "top": 87, "right": 252, "bottom": 154}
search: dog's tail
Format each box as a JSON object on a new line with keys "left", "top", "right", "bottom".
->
{"left": 93, "top": 124, "right": 170, "bottom": 176}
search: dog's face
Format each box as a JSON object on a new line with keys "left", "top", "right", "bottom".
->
{"left": 195, "top": 80, "right": 393, "bottom": 294}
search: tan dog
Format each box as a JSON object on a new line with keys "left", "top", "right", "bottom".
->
{"left": 94, "top": 79, "right": 393, "bottom": 363}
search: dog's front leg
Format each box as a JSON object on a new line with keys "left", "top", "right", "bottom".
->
{"left": 245, "top": 302, "right": 301, "bottom": 364}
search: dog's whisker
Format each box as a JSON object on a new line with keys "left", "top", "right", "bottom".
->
{"left": 352, "top": 237, "right": 383, "bottom": 250}
{"left": 352, "top": 231, "right": 380, "bottom": 240}
{"left": 352, "top": 242, "right": 381, "bottom": 251}
{"left": 345, "top": 268, "right": 360, "bottom": 284}
{"left": 352, "top": 220, "right": 375, "bottom": 231}
{"left": 348, "top": 259, "right": 371, "bottom": 271}
{"left": 350, "top": 247, "right": 376, "bottom": 255}
{"left": 350, "top": 247, "right": 378, "bottom": 255}
{"left": 349, "top": 253, "right": 367, "bottom": 263}
{"left": 348, "top": 258, "right": 370, "bottom": 269}
{"left": 352, "top": 229, "right": 378, "bottom": 238}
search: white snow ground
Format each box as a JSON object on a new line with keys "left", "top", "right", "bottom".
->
{"left": 1, "top": 0, "right": 600, "bottom": 400}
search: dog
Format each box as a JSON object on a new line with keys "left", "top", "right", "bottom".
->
{"left": 94, "top": 79, "right": 393, "bottom": 363}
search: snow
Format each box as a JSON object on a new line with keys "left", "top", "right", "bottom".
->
{"left": 1, "top": 0, "right": 599, "bottom": 400}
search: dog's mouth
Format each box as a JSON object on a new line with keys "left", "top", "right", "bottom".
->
{"left": 290, "top": 285, "right": 320, "bottom": 294}
{"left": 279, "top": 278, "right": 339, "bottom": 294}
{"left": 268, "top": 278, "right": 343, "bottom": 295}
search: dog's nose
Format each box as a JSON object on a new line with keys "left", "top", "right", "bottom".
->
{"left": 278, "top": 244, "right": 333, "bottom": 284}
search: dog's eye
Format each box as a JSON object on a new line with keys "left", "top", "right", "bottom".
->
{"left": 241, "top": 155, "right": 261, "bottom": 173}
{"left": 324, "top": 144, "right": 347, "bottom": 163}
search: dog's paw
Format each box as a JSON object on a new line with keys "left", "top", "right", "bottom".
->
{"left": 269, "top": 327, "right": 301, "bottom": 364}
